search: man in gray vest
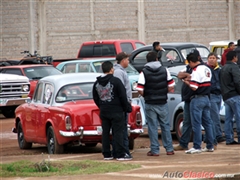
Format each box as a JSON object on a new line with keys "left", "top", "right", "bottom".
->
{"left": 137, "top": 51, "right": 175, "bottom": 156}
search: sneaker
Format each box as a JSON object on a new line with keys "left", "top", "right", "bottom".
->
{"left": 185, "top": 148, "right": 201, "bottom": 154}
{"left": 226, "top": 140, "right": 239, "bottom": 145}
{"left": 104, "top": 156, "right": 113, "bottom": 160}
{"left": 201, "top": 147, "right": 214, "bottom": 152}
{"left": 173, "top": 145, "right": 188, "bottom": 151}
{"left": 116, "top": 154, "right": 132, "bottom": 161}
{"left": 217, "top": 137, "right": 226, "bottom": 143}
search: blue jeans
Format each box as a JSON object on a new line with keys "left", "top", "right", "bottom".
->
{"left": 179, "top": 102, "right": 192, "bottom": 149}
{"left": 210, "top": 94, "right": 223, "bottom": 144}
{"left": 145, "top": 103, "right": 173, "bottom": 154}
{"left": 224, "top": 95, "right": 240, "bottom": 143}
{"left": 190, "top": 96, "right": 214, "bottom": 149}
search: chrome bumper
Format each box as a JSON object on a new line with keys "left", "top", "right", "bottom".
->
{"left": 129, "top": 128, "right": 144, "bottom": 134}
{"left": 0, "top": 97, "right": 30, "bottom": 107}
{"left": 60, "top": 126, "right": 144, "bottom": 138}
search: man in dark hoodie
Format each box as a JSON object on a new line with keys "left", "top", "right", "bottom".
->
{"left": 92, "top": 61, "right": 132, "bottom": 161}
{"left": 221, "top": 42, "right": 235, "bottom": 66}
{"left": 152, "top": 41, "right": 164, "bottom": 65}
{"left": 235, "top": 39, "right": 240, "bottom": 67}
{"left": 137, "top": 51, "right": 175, "bottom": 156}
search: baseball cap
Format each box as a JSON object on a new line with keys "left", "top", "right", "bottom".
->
{"left": 116, "top": 52, "right": 130, "bottom": 63}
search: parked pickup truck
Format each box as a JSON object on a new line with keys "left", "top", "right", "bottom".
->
{"left": 52, "top": 39, "right": 145, "bottom": 67}
{"left": 0, "top": 74, "right": 30, "bottom": 118}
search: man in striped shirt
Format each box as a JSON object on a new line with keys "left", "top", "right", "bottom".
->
{"left": 184, "top": 52, "right": 214, "bottom": 154}
{"left": 136, "top": 51, "right": 175, "bottom": 156}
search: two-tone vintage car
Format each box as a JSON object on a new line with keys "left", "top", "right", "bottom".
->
{"left": 56, "top": 58, "right": 139, "bottom": 92}
{"left": 12, "top": 73, "right": 143, "bottom": 154}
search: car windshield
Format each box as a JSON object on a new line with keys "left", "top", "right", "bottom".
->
{"left": 24, "top": 66, "right": 62, "bottom": 80}
{"left": 180, "top": 47, "right": 209, "bottom": 59}
{"left": 56, "top": 83, "right": 94, "bottom": 102}
{"left": 93, "top": 60, "right": 139, "bottom": 75}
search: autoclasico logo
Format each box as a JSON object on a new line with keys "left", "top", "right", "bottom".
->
{"left": 162, "top": 171, "right": 215, "bottom": 178}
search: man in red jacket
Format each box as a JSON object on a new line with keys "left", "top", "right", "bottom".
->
{"left": 221, "top": 42, "right": 235, "bottom": 66}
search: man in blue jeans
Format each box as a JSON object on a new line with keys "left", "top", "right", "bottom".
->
{"left": 137, "top": 51, "right": 175, "bottom": 156}
{"left": 174, "top": 64, "right": 193, "bottom": 150}
{"left": 207, "top": 53, "right": 225, "bottom": 145}
{"left": 220, "top": 51, "right": 240, "bottom": 145}
{"left": 184, "top": 52, "right": 214, "bottom": 154}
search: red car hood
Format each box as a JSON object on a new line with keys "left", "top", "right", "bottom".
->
{"left": 56, "top": 99, "right": 101, "bottom": 128}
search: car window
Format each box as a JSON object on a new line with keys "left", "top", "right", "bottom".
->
{"left": 79, "top": 45, "right": 116, "bottom": 57}
{"left": 61, "top": 63, "right": 76, "bottom": 73}
{"left": 77, "top": 63, "right": 94, "bottom": 73}
{"left": 33, "top": 82, "right": 44, "bottom": 103}
{"left": 181, "top": 47, "right": 209, "bottom": 59}
{"left": 23, "top": 66, "right": 62, "bottom": 80}
{"left": 92, "top": 60, "right": 139, "bottom": 75}
{"left": 2, "top": 69, "right": 23, "bottom": 76}
{"left": 133, "top": 50, "right": 150, "bottom": 64}
{"left": 161, "top": 50, "right": 180, "bottom": 63}
{"left": 56, "top": 83, "right": 94, "bottom": 102}
{"left": 135, "top": 42, "right": 145, "bottom": 49}
{"left": 213, "top": 47, "right": 224, "bottom": 57}
{"left": 170, "top": 75, "right": 183, "bottom": 94}
{"left": 120, "top": 43, "right": 134, "bottom": 54}
{"left": 43, "top": 83, "right": 54, "bottom": 104}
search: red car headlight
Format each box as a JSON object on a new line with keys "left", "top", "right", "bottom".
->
{"left": 65, "top": 116, "right": 72, "bottom": 130}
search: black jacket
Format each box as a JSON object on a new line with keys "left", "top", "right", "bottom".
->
{"left": 142, "top": 63, "right": 168, "bottom": 104}
{"left": 181, "top": 65, "right": 194, "bottom": 102}
{"left": 220, "top": 61, "right": 240, "bottom": 101}
{"left": 152, "top": 48, "right": 163, "bottom": 65}
{"left": 92, "top": 74, "right": 131, "bottom": 113}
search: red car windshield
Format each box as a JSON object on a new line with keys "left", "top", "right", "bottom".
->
{"left": 23, "top": 66, "right": 62, "bottom": 80}
{"left": 56, "top": 83, "right": 94, "bottom": 102}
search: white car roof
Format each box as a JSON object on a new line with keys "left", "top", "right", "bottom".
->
{"left": 209, "top": 40, "right": 237, "bottom": 46}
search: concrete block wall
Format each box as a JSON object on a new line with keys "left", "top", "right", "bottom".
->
{"left": 0, "top": 0, "right": 239, "bottom": 59}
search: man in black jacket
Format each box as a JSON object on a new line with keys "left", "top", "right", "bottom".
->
{"left": 92, "top": 61, "right": 132, "bottom": 160}
{"left": 220, "top": 51, "right": 240, "bottom": 145}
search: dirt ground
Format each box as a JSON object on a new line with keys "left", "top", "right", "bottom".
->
{"left": 0, "top": 114, "right": 180, "bottom": 158}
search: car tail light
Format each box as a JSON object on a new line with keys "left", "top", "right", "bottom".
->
{"left": 65, "top": 116, "right": 72, "bottom": 130}
{"left": 135, "top": 112, "right": 142, "bottom": 126}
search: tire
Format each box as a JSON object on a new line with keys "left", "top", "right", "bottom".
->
{"left": 85, "top": 143, "right": 98, "bottom": 147}
{"left": 47, "top": 126, "right": 64, "bottom": 154}
{"left": 2, "top": 107, "right": 16, "bottom": 118}
{"left": 175, "top": 112, "right": 184, "bottom": 141}
{"left": 129, "top": 138, "right": 134, "bottom": 150}
{"left": 17, "top": 122, "right": 32, "bottom": 149}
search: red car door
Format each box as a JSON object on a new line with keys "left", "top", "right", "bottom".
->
{"left": 35, "top": 83, "right": 54, "bottom": 143}
{"left": 25, "top": 82, "right": 44, "bottom": 140}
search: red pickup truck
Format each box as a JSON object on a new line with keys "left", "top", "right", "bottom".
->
{"left": 52, "top": 39, "right": 145, "bottom": 67}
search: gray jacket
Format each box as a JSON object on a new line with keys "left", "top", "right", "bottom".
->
{"left": 114, "top": 63, "right": 132, "bottom": 101}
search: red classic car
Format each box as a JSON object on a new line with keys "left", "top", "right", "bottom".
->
{"left": 0, "top": 65, "right": 62, "bottom": 99}
{"left": 12, "top": 73, "right": 143, "bottom": 154}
